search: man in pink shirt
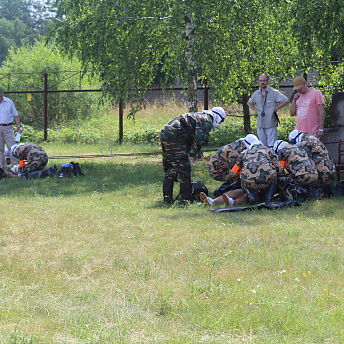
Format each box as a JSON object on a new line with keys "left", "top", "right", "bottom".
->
{"left": 290, "top": 76, "right": 325, "bottom": 140}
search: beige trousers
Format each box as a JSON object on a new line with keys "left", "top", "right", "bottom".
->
{"left": 0, "top": 125, "right": 18, "bottom": 170}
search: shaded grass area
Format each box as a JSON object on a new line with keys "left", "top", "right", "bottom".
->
{"left": 1, "top": 149, "right": 344, "bottom": 343}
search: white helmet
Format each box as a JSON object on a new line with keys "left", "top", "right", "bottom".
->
{"left": 11, "top": 144, "right": 18, "bottom": 157}
{"left": 273, "top": 140, "right": 288, "bottom": 154}
{"left": 249, "top": 139, "right": 264, "bottom": 149}
{"left": 289, "top": 130, "right": 303, "bottom": 146}
{"left": 244, "top": 134, "right": 258, "bottom": 148}
{"left": 211, "top": 107, "right": 226, "bottom": 128}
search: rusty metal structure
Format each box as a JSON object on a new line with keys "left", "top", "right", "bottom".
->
{"left": 0, "top": 71, "right": 210, "bottom": 142}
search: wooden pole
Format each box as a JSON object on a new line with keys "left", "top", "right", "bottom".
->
{"left": 44, "top": 72, "right": 48, "bottom": 141}
{"left": 119, "top": 99, "right": 123, "bottom": 144}
{"left": 204, "top": 77, "right": 209, "bottom": 110}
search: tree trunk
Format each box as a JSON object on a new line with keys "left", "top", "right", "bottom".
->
{"left": 242, "top": 92, "right": 251, "bottom": 134}
{"left": 185, "top": 10, "right": 198, "bottom": 112}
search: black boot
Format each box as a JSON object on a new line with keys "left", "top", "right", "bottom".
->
{"left": 265, "top": 183, "right": 276, "bottom": 203}
{"left": 179, "top": 181, "right": 194, "bottom": 205}
{"left": 321, "top": 183, "right": 335, "bottom": 198}
{"left": 45, "top": 165, "right": 57, "bottom": 178}
{"left": 246, "top": 189, "right": 256, "bottom": 205}
{"left": 163, "top": 177, "right": 174, "bottom": 204}
{"left": 307, "top": 188, "right": 323, "bottom": 200}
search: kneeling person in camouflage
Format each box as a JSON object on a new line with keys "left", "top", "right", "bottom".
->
{"left": 235, "top": 139, "right": 285, "bottom": 204}
{"left": 208, "top": 138, "right": 246, "bottom": 183}
{"left": 273, "top": 140, "right": 318, "bottom": 189}
{"left": 11, "top": 143, "right": 48, "bottom": 176}
{"left": 289, "top": 130, "right": 336, "bottom": 186}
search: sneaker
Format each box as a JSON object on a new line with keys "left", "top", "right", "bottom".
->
{"left": 223, "top": 193, "right": 234, "bottom": 206}
{"left": 200, "top": 192, "right": 214, "bottom": 206}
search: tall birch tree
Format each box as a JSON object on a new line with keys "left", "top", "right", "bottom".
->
{"left": 51, "top": 0, "right": 296, "bottom": 124}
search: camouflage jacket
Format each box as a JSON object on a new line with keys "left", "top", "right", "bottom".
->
{"left": 208, "top": 140, "right": 246, "bottom": 181}
{"left": 236, "top": 145, "right": 284, "bottom": 189}
{"left": 277, "top": 143, "right": 318, "bottom": 177}
{"left": 300, "top": 134, "right": 336, "bottom": 173}
{"left": 161, "top": 112, "right": 213, "bottom": 156}
{"left": 13, "top": 143, "right": 47, "bottom": 161}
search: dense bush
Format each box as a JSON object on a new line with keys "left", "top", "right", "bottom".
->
{"left": 318, "top": 63, "right": 344, "bottom": 127}
{"left": 0, "top": 40, "right": 102, "bottom": 129}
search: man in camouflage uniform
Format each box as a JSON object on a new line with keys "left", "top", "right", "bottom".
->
{"left": 234, "top": 139, "right": 285, "bottom": 203}
{"left": 160, "top": 107, "right": 226, "bottom": 204}
{"left": 289, "top": 130, "right": 336, "bottom": 186}
{"left": 11, "top": 142, "right": 48, "bottom": 175}
{"left": 208, "top": 138, "right": 246, "bottom": 183}
{"left": 273, "top": 140, "right": 318, "bottom": 189}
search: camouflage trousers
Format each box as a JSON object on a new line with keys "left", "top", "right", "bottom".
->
{"left": 318, "top": 170, "right": 336, "bottom": 186}
{"left": 290, "top": 172, "right": 319, "bottom": 189}
{"left": 277, "top": 176, "right": 308, "bottom": 201}
{"left": 21, "top": 152, "right": 48, "bottom": 173}
{"left": 160, "top": 130, "right": 191, "bottom": 183}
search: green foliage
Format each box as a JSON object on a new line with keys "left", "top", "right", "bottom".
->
{"left": 0, "top": 40, "right": 102, "bottom": 128}
{"left": 0, "top": 0, "right": 56, "bottom": 64}
{"left": 277, "top": 117, "right": 297, "bottom": 141}
{"left": 208, "top": 120, "right": 248, "bottom": 146}
{"left": 0, "top": 0, "right": 32, "bottom": 23}
{"left": 19, "top": 124, "right": 44, "bottom": 142}
{"left": 200, "top": 0, "right": 298, "bottom": 102}
{"left": 291, "top": 0, "right": 344, "bottom": 70}
{"left": 0, "top": 18, "right": 27, "bottom": 62}
{"left": 318, "top": 63, "right": 344, "bottom": 127}
{"left": 51, "top": 0, "right": 298, "bottom": 127}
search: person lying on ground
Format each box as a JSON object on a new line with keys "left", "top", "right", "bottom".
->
{"left": 199, "top": 189, "right": 248, "bottom": 206}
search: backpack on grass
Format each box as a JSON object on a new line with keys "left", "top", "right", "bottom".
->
{"left": 192, "top": 181, "right": 208, "bottom": 202}
{"left": 58, "top": 162, "right": 84, "bottom": 178}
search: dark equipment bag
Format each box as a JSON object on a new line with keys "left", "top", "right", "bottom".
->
{"left": 192, "top": 181, "right": 208, "bottom": 201}
{"left": 58, "top": 162, "right": 85, "bottom": 178}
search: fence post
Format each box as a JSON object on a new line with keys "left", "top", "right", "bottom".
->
{"left": 204, "top": 77, "right": 209, "bottom": 110}
{"left": 119, "top": 99, "right": 123, "bottom": 144}
{"left": 44, "top": 72, "right": 48, "bottom": 141}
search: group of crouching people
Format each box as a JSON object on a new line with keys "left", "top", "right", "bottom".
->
{"left": 201, "top": 130, "right": 337, "bottom": 207}
{"left": 160, "top": 107, "right": 338, "bottom": 206}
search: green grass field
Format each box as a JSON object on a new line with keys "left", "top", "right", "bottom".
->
{"left": 1, "top": 102, "right": 344, "bottom": 343}
{"left": 1, "top": 142, "right": 344, "bottom": 343}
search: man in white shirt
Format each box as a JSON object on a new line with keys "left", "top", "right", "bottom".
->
{"left": 247, "top": 74, "right": 290, "bottom": 148}
{"left": 0, "top": 87, "right": 23, "bottom": 170}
